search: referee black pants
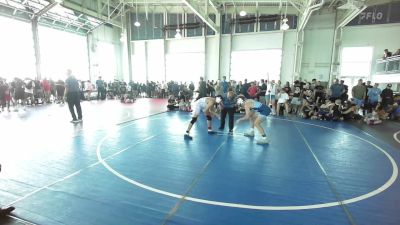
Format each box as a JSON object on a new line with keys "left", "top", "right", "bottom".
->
{"left": 220, "top": 107, "right": 235, "bottom": 131}
{"left": 67, "top": 92, "right": 82, "bottom": 120}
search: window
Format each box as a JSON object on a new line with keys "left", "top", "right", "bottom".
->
{"left": 39, "top": 26, "right": 88, "bottom": 81}
{"left": 166, "top": 53, "right": 204, "bottom": 82}
{"left": 230, "top": 49, "right": 282, "bottom": 82}
{"left": 340, "top": 47, "right": 373, "bottom": 77}
{"left": 206, "top": 14, "right": 216, "bottom": 36}
{"left": 222, "top": 14, "right": 232, "bottom": 34}
{"left": 0, "top": 16, "right": 36, "bottom": 80}
{"left": 95, "top": 42, "right": 117, "bottom": 83}
{"left": 131, "top": 42, "right": 146, "bottom": 83}
{"left": 235, "top": 14, "right": 256, "bottom": 33}
{"left": 186, "top": 14, "right": 203, "bottom": 37}
{"left": 147, "top": 41, "right": 165, "bottom": 82}
{"left": 167, "top": 13, "right": 183, "bottom": 39}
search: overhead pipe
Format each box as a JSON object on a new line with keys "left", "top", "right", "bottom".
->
{"left": 293, "top": 0, "right": 323, "bottom": 80}
{"left": 298, "top": 0, "right": 324, "bottom": 31}
{"left": 336, "top": 4, "right": 367, "bottom": 28}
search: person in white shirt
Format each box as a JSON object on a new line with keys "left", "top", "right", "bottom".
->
{"left": 161, "top": 82, "right": 167, "bottom": 98}
{"left": 265, "top": 80, "right": 277, "bottom": 115}
{"left": 276, "top": 89, "right": 289, "bottom": 116}
{"left": 85, "top": 80, "right": 93, "bottom": 100}
{"left": 24, "top": 79, "right": 35, "bottom": 105}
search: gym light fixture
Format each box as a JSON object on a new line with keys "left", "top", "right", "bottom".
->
{"left": 175, "top": 29, "right": 182, "bottom": 39}
{"left": 281, "top": 18, "right": 289, "bottom": 30}
{"left": 134, "top": 0, "right": 140, "bottom": 27}
{"left": 239, "top": 0, "right": 246, "bottom": 17}
{"left": 280, "top": 2, "right": 289, "bottom": 31}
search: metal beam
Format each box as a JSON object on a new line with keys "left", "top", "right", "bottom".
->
{"left": 33, "top": 1, "right": 58, "bottom": 18}
{"left": 336, "top": 5, "right": 367, "bottom": 28}
{"left": 208, "top": 0, "right": 219, "bottom": 13}
{"left": 182, "top": 0, "right": 219, "bottom": 33}
{"left": 288, "top": 0, "right": 302, "bottom": 13}
{"left": 32, "top": 17, "right": 42, "bottom": 80}
{"left": 298, "top": 0, "right": 324, "bottom": 31}
{"left": 366, "top": 0, "right": 400, "bottom": 6}
{"left": 61, "top": 0, "right": 121, "bottom": 27}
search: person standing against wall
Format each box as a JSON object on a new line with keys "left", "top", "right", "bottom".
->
{"left": 96, "top": 76, "right": 106, "bottom": 100}
{"left": 367, "top": 83, "right": 381, "bottom": 113}
{"left": 220, "top": 76, "right": 229, "bottom": 94}
{"left": 65, "top": 69, "right": 82, "bottom": 123}
{"left": 381, "top": 84, "right": 394, "bottom": 110}
{"left": 351, "top": 79, "right": 367, "bottom": 115}
{"left": 197, "top": 77, "right": 207, "bottom": 100}
{"left": 330, "top": 79, "right": 344, "bottom": 102}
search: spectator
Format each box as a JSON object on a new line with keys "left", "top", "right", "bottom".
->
{"left": 283, "top": 81, "right": 291, "bottom": 94}
{"left": 310, "top": 78, "right": 317, "bottom": 91}
{"left": 85, "top": 80, "right": 93, "bottom": 101}
{"left": 24, "top": 78, "right": 35, "bottom": 105}
{"left": 351, "top": 79, "right": 367, "bottom": 114}
{"left": 258, "top": 79, "right": 267, "bottom": 103}
{"left": 276, "top": 88, "right": 289, "bottom": 116}
{"left": 247, "top": 82, "right": 259, "bottom": 99}
{"left": 381, "top": 84, "right": 394, "bottom": 109}
{"left": 318, "top": 100, "right": 334, "bottom": 120}
{"left": 230, "top": 80, "right": 237, "bottom": 94}
{"left": 367, "top": 83, "right": 381, "bottom": 113}
{"left": 241, "top": 79, "right": 250, "bottom": 98}
{"left": 236, "top": 81, "right": 242, "bottom": 95}
{"left": 55, "top": 80, "right": 65, "bottom": 104}
{"left": 314, "top": 80, "right": 325, "bottom": 104}
{"left": 220, "top": 76, "right": 229, "bottom": 94}
{"left": 383, "top": 49, "right": 392, "bottom": 59}
{"left": 266, "top": 80, "right": 277, "bottom": 114}
{"left": 291, "top": 80, "right": 302, "bottom": 115}
{"left": 341, "top": 101, "right": 358, "bottom": 121}
{"left": 330, "top": 79, "right": 344, "bottom": 101}
{"left": 167, "top": 95, "right": 178, "bottom": 111}
{"left": 339, "top": 80, "right": 349, "bottom": 102}
{"left": 42, "top": 78, "right": 51, "bottom": 103}
{"left": 96, "top": 76, "right": 106, "bottom": 100}
{"left": 197, "top": 77, "right": 207, "bottom": 100}
{"left": 394, "top": 49, "right": 400, "bottom": 56}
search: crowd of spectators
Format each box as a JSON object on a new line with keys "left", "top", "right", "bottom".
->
{"left": 166, "top": 76, "right": 400, "bottom": 123}
{"left": 1, "top": 75, "right": 399, "bottom": 122}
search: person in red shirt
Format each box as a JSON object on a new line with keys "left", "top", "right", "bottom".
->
{"left": 247, "top": 82, "right": 259, "bottom": 99}
{"left": 42, "top": 78, "right": 51, "bottom": 103}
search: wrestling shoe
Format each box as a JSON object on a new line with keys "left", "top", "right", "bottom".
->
{"left": 184, "top": 133, "right": 193, "bottom": 140}
{"left": 244, "top": 130, "right": 254, "bottom": 137}
{"left": 0, "top": 206, "right": 15, "bottom": 216}
{"left": 256, "top": 137, "right": 269, "bottom": 145}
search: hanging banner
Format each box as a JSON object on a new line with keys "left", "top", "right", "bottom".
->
{"left": 348, "top": 2, "right": 400, "bottom": 26}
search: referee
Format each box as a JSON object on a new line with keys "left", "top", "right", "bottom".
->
{"left": 65, "top": 69, "right": 83, "bottom": 123}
